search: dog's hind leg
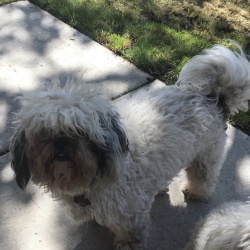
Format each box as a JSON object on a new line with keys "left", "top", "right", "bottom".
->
{"left": 182, "top": 134, "right": 227, "bottom": 201}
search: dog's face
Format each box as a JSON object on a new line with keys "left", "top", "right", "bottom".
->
{"left": 26, "top": 131, "right": 98, "bottom": 195}
{"left": 10, "top": 83, "right": 128, "bottom": 196}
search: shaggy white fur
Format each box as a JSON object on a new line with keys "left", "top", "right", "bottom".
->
{"left": 10, "top": 43, "right": 250, "bottom": 250}
{"left": 186, "top": 202, "right": 250, "bottom": 250}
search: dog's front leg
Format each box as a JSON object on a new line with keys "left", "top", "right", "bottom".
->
{"left": 109, "top": 214, "right": 150, "bottom": 250}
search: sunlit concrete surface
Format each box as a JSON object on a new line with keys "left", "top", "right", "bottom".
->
{"left": 0, "top": 1, "right": 250, "bottom": 250}
{"left": 0, "top": 1, "right": 153, "bottom": 153}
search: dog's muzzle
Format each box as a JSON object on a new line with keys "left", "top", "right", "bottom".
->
{"left": 53, "top": 136, "right": 74, "bottom": 166}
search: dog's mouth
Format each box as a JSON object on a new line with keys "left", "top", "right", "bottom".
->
{"left": 54, "top": 153, "right": 72, "bottom": 165}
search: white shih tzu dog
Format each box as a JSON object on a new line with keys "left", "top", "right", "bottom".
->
{"left": 11, "top": 43, "right": 250, "bottom": 250}
{"left": 185, "top": 202, "right": 250, "bottom": 250}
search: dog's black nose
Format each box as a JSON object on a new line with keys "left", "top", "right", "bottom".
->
{"left": 54, "top": 137, "right": 69, "bottom": 150}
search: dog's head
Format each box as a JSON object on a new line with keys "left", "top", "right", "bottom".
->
{"left": 10, "top": 83, "right": 128, "bottom": 196}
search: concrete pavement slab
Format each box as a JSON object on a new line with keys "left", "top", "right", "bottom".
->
{"left": 1, "top": 1, "right": 250, "bottom": 249}
{"left": 1, "top": 80, "right": 250, "bottom": 250}
{"left": 0, "top": 1, "right": 154, "bottom": 153}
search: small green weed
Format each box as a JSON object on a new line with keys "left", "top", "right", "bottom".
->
{"left": 0, "top": 0, "right": 16, "bottom": 5}
{"left": 229, "top": 102, "right": 250, "bottom": 135}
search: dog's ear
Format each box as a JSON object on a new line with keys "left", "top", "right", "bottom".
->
{"left": 10, "top": 127, "right": 31, "bottom": 190}
{"left": 99, "top": 111, "right": 129, "bottom": 154}
{"left": 91, "top": 111, "right": 129, "bottom": 176}
{"left": 110, "top": 114, "right": 129, "bottom": 153}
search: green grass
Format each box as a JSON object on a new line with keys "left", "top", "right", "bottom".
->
{"left": 28, "top": 0, "right": 250, "bottom": 82}
{"left": 3, "top": 0, "right": 250, "bottom": 134}
{"left": 229, "top": 101, "right": 250, "bottom": 134}
{"left": 0, "top": 0, "right": 17, "bottom": 5}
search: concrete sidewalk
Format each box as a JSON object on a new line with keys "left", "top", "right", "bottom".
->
{"left": 0, "top": 1, "right": 250, "bottom": 250}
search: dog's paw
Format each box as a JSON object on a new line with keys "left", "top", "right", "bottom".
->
{"left": 182, "top": 182, "right": 209, "bottom": 202}
{"left": 157, "top": 187, "right": 169, "bottom": 197}
{"left": 114, "top": 241, "right": 144, "bottom": 250}
{"left": 114, "top": 242, "right": 132, "bottom": 250}
{"left": 182, "top": 188, "right": 206, "bottom": 201}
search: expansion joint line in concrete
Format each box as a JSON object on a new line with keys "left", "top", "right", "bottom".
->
{"left": 0, "top": 149, "right": 10, "bottom": 157}
{"left": 111, "top": 77, "right": 157, "bottom": 100}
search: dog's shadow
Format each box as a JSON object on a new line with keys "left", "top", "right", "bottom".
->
{"left": 71, "top": 188, "right": 195, "bottom": 250}
{"left": 73, "top": 221, "right": 114, "bottom": 250}
{"left": 72, "top": 191, "right": 197, "bottom": 250}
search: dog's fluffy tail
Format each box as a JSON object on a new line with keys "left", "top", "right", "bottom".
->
{"left": 176, "top": 42, "right": 250, "bottom": 115}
